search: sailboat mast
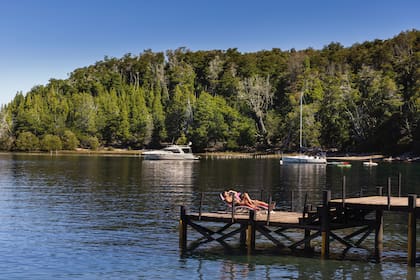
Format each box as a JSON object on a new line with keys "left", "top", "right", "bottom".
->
{"left": 299, "top": 90, "right": 303, "bottom": 151}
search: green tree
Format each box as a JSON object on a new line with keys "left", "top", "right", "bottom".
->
{"left": 15, "top": 131, "right": 39, "bottom": 151}
{"left": 62, "top": 130, "right": 79, "bottom": 150}
{"left": 166, "top": 85, "right": 195, "bottom": 143}
{"left": 40, "top": 134, "right": 62, "bottom": 152}
{"left": 87, "top": 136, "right": 100, "bottom": 150}
{"left": 68, "top": 92, "right": 97, "bottom": 135}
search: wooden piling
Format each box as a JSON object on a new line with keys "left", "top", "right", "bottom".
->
{"left": 199, "top": 192, "right": 203, "bottom": 220}
{"left": 266, "top": 195, "right": 272, "bottom": 225}
{"left": 246, "top": 210, "right": 256, "bottom": 254}
{"left": 398, "top": 173, "right": 402, "bottom": 197}
{"left": 240, "top": 224, "right": 247, "bottom": 248}
{"left": 341, "top": 176, "right": 346, "bottom": 208}
{"left": 179, "top": 206, "right": 187, "bottom": 251}
{"left": 387, "top": 177, "right": 391, "bottom": 210}
{"left": 407, "top": 194, "right": 417, "bottom": 267}
{"left": 291, "top": 191, "right": 294, "bottom": 211}
{"left": 321, "top": 190, "right": 331, "bottom": 259}
{"left": 230, "top": 192, "right": 235, "bottom": 222}
{"left": 374, "top": 209, "right": 383, "bottom": 261}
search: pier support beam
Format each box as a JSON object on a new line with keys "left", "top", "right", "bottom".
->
{"left": 374, "top": 210, "right": 383, "bottom": 261}
{"left": 321, "top": 190, "right": 331, "bottom": 259}
{"left": 179, "top": 206, "right": 187, "bottom": 252}
{"left": 407, "top": 194, "right": 417, "bottom": 267}
{"left": 246, "top": 210, "right": 256, "bottom": 254}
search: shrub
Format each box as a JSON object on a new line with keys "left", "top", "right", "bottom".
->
{"left": 40, "top": 134, "right": 62, "bottom": 152}
{"left": 62, "top": 130, "right": 79, "bottom": 150}
{"left": 15, "top": 132, "right": 40, "bottom": 152}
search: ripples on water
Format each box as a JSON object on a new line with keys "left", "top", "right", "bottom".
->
{"left": 0, "top": 154, "right": 419, "bottom": 279}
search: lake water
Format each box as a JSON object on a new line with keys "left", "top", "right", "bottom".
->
{"left": 0, "top": 153, "right": 419, "bottom": 279}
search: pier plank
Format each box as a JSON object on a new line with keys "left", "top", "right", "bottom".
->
{"left": 330, "top": 195, "right": 420, "bottom": 211}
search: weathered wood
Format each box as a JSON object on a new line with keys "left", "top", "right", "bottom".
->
{"left": 179, "top": 206, "right": 187, "bottom": 251}
{"left": 321, "top": 190, "right": 331, "bottom": 259}
{"left": 398, "top": 173, "right": 402, "bottom": 197}
{"left": 266, "top": 195, "right": 272, "bottom": 225}
{"left": 374, "top": 210, "right": 383, "bottom": 262}
{"left": 407, "top": 194, "right": 417, "bottom": 267}
{"left": 247, "top": 210, "right": 256, "bottom": 254}
{"left": 342, "top": 176, "right": 346, "bottom": 208}
{"left": 181, "top": 192, "right": 420, "bottom": 267}
{"left": 199, "top": 192, "right": 204, "bottom": 220}
{"left": 387, "top": 177, "right": 391, "bottom": 210}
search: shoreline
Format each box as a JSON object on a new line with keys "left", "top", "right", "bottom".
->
{"left": 0, "top": 149, "right": 403, "bottom": 161}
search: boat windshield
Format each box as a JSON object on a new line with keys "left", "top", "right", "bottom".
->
{"left": 164, "top": 147, "right": 181, "bottom": 153}
{"left": 182, "top": 148, "right": 192, "bottom": 154}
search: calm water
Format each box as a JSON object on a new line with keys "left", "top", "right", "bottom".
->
{"left": 0, "top": 153, "right": 419, "bottom": 279}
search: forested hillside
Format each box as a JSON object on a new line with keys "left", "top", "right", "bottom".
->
{"left": 0, "top": 30, "right": 419, "bottom": 153}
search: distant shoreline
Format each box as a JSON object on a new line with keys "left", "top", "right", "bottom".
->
{"left": 0, "top": 149, "right": 400, "bottom": 161}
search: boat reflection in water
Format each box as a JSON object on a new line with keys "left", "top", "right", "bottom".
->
{"left": 279, "top": 163, "right": 327, "bottom": 210}
{"left": 141, "top": 160, "right": 198, "bottom": 188}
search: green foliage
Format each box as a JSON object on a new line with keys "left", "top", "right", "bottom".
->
{"left": 15, "top": 131, "right": 39, "bottom": 151}
{"left": 87, "top": 136, "right": 100, "bottom": 150}
{"left": 1, "top": 30, "right": 419, "bottom": 154}
{"left": 62, "top": 130, "right": 79, "bottom": 150}
{"left": 40, "top": 134, "right": 62, "bottom": 152}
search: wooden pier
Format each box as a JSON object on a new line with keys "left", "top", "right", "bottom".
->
{"left": 179, "top": 190, "right": 419, "bottom": 267}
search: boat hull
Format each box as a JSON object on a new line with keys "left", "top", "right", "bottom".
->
{"left": 142, "top": 144, "right": 199, "bottom": 160}
{"left": 142, "top": 153, "right": 199, "bottom": 160}
{"left": 281, "top": 155, "right": 327, "bottom": 164}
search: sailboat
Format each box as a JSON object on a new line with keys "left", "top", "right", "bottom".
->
{"left": 281, "top": 90, "right": 327, "bottom": 164}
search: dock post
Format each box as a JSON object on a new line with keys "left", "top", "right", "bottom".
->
{"left": 246, "top": 210, "right": 256, "bottom": 254}
{"left": 387, "top": 177, "right": 391, "bottom": 210}
{"left": 407, "top": 194, "right": 417, "bottom": 267}
{"left": 341, "top": 176, "right": 346, "bottom": 208}
{"left": 321, "top": 190, "right": 331, "bottom": 259}
{"left": 398, "top": 172, "right": 402, "bottom": 197}
{"left": 179, "top": 206, "right": 187, "bottom": 252}
{"left": 230, "top": 192, "right": 235, "bottom": 222}
{"left": 240, "top": 224, "right": 247, "bottom": 248}
{"left": 374, "top": 209, "right": 383, "bottom": 262}
{"left": 291, "top": 191, "right": 294, "bottom": 211}
{"left": 266, "top": 195, "right": 272, "bottom": 225}
{"left": 199, "top": 192, "right": 203, "bottom": 220}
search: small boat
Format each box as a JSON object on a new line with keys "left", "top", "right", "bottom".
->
{"left": 142, "top": 144, "right": 199, "bottom": 160}
{"left": 363, "top": 160, "right": 378, "bottom": 166}
{"left": 337, "top": 162, "right": 352, "bottom": 168}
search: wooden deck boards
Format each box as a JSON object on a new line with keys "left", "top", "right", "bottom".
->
{"left": 189, "top": 210, "right": 303, "bottom": 225}
{"left": 180, "top": 193, "right": 420, "bottom": 267}
{"left": 330, "top": 195, "right": 419, "bottom": 210}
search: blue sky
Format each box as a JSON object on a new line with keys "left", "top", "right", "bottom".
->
{"left": 0, "top": 0, "right": 419, "bottom": 106}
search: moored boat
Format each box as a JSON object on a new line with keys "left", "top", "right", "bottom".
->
{"left": 281, "top": 154, "right": 327, "bottom": 164}
{"left": 363, "top": 160, "right": 378, "bottom": 166}
{"left": 142, "top": 144, "right": 199, "bottom": 160}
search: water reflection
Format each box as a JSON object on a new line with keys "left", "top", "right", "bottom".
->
{"left": 278, "top": 164, "right": 327, "bottom": 210}
{"left": 141, "top": 160, "right": 198, "bottom": 188}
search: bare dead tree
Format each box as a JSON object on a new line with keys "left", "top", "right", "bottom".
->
{"left": 239, "top": 75, "right": 273, "bottom": 136}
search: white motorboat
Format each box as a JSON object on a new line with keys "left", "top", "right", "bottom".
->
{"left": 142, "top": 144, "right": 199, "bottom": 160}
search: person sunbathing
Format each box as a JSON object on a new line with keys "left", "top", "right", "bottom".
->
{"left": 222, "top": 190, "right": 271, "bottom": 210}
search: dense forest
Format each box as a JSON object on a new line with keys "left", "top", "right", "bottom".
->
{"left": 0, "top": 30, "right": 419, "bottom": 154}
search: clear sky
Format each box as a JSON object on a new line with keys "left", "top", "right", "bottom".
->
{"left": 0, "top": 0, "right": 419, "bottom": 106}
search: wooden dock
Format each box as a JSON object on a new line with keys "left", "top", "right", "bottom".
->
{"left": 179, "top": 191, "right": 419, "bottom": 267}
